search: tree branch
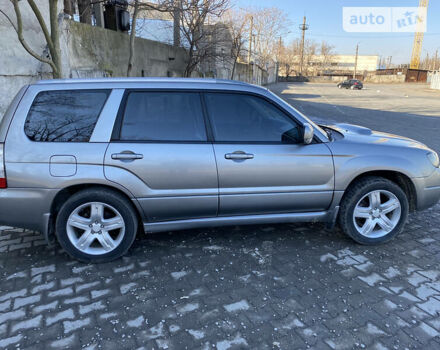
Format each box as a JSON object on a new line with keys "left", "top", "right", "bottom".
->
{"left": 6, "top": 1, "right": 57, "bottom": 71}
{"left": 27, "top": 0, "right": 56, "bottom": 57}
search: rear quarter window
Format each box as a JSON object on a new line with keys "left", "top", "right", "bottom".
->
{"left": 24, "top": 89, "right": 110, "bottom": 142}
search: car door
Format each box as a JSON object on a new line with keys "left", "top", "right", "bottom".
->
{"left": 104, "top": 90, "right": 218, "bottom": 222}
{"left": 204, "top": 92, "right": 334, "bottom": 216}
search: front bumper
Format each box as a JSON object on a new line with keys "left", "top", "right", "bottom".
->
{"left": 413, "top": 168, "right": 440, "bottom": 211}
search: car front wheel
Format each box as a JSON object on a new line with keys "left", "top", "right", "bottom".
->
{"left": 55, "top": 188, "right": 138, "bottom": 263}
{"left": 339, "top": 177, "right": 409, "bottom": 245}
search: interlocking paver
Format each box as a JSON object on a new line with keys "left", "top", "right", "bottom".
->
{"left": 1, "top": 213, "right": 440, "bottom": 348}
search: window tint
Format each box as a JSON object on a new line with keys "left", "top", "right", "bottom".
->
{"left": 205, "top": 93, "right": 300, "bottom": 143}
{"left": 25, "top": 90, "right": 109, "bottom": 142}
{"left": 120, "top": 92, "right": 207, "bottom": 142}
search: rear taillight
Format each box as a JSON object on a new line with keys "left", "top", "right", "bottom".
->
{"left": 0, "top": 143, "right": 6, "bottom": 188}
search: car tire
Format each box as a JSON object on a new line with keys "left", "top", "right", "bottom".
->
{"left": 55, "top": 188, "right": 138, "bottom": 263}
{"left": 338, "top": 176, "right": 409, "bottom": 245}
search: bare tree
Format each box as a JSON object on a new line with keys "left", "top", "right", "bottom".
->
{"left": 279, "top": 38, "right": 334, "bottom": 77}
{"left": 249, "top": 7, "right": 289, "bottom": 68}
{"left": 279, "top": 39, "right": 301, "bottom": 78}
{"left": 319, "top": 41, "right": 334, "bottom": 74}
{"left": 1, "top": 0, "right": 62, "bottom": 78}
{"left": 221, "top": 8, "right": 249, "bottom": 79}
{"left": 170, "top": 0, "right": 230, "bottom": 77}
{"left": 127, "top": 0, "right": 141, "bottom": 76}
{"left": 303, "top": 39, "right": 317, "bottom": 76}
{"left": 126, "top": 0, "right": 174, "bottom": 77}
{"left": 127, "top": 0, "right": 231, "bottom": 77}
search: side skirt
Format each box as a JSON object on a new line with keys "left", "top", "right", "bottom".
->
{"left": 144, "top": 211, "right": 333, "bottom": 233}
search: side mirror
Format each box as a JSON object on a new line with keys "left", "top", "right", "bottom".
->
{"left": 303, "top": 123, "right": 314, "bottom": 144}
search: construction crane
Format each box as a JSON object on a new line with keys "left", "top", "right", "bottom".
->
{"left": 410, "top": 0, "right": 429, "bottom": 69}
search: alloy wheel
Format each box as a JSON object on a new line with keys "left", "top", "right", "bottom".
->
{"left": 66, "top": 202, "right": 125, "bottom": 255}
{"left": 353, "top": 190, "right": 401, "bottom": 238}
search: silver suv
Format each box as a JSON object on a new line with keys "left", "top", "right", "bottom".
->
{"left": 1, "top": 78, "right": 439, "bottom": 262}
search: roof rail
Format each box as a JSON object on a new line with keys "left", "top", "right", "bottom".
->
{"left": 35, "top": 77, "right": 252, "bottom": 86}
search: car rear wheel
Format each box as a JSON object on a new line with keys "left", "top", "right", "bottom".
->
{"left": 55, "top": 188, "right": 138, "bottom": 263}
{"left": 339, "top": 177, "right": 409, "bottom": 245}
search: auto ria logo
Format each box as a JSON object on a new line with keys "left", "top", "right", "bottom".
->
{"left": 343, "top": 7, "right": 427, "bottom": 32}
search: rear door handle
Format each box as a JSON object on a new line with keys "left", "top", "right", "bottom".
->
{"left": 111, "top": 152, "right": 143, "bottom": 161}
{"left": 225, "top": 152, "right": 254, "bottom": 160}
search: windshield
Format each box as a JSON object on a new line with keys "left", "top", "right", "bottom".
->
{"left": 267, "top": 90, "right": 329, "bottom": 141}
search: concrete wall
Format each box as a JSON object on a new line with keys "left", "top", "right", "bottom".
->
{"left": 232, "top": 62, "right": 277, "bottom": 86}
{"left": 0, "top": 15, "right": 189, "bottom": 116}
{"left": 0, "top": 0, "right": 54, "bottom": 116}
{"left": 63, "top": 20, "right": 189, "bottom": 79}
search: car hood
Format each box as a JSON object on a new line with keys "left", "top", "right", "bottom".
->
{"left": 326, "top": 123, "right": 430, "bottom": 151}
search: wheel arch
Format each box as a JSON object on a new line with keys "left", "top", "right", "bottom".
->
{"left": 47, "top": 183, "right": 144, "bottom": 243}
{"left": 341, "top": 170, "right": 417, "bottom": 212}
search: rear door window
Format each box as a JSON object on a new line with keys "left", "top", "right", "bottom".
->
{"left": 118, "top": 91, "right": 207, "bottom": 142}
{"left": 24, "top": 90, "right": 110, "bottom": 142}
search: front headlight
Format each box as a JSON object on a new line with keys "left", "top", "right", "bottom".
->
{"left": 427, "top": 151, "right": 440, "bottom": 168}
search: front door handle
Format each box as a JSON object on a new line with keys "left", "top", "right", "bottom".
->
{"left": 111, "top": 152, "right": 143, "bottom": 161}
{"left": 225, "top": 152, "right": 254, "bottom": 160}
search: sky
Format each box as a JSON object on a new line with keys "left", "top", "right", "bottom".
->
{"left": 234, "top": 0, "right": 440, "bottom": 64}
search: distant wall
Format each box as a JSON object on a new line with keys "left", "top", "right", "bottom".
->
{"left": 365, "top": 74, "right": 406, "bottom": 84}
{"left": 431, "top": 73, "right": 440, "bottom": 90}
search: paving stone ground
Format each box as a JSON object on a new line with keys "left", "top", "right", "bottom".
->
{"left": 1, "top": 83, "right": 440, "bottom": 349}
{"left": 1, "top": 205, "right": 440, "bottom": 349}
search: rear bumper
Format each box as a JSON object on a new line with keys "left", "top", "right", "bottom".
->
{"left": 413, "top": 168, "right": 440, "bottom": 211}
{"left": 0, "top": 188, "right": 57, "bottom": 235}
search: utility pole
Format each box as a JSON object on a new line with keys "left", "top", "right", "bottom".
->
{"left": 277, "top": 36, "right": 282, "bottom": 82}
{"left": 435, "top": 49, "right": 439, "bottom": 70}
{"left": 353, "top": 43, "right": 359, "bottom": 79}
{"left": 173, "top": 0, "right": 181, "bottom": 47}
{"left": 247, "top": 16, "right": 253, "bottom": 82}
{"left": 299, "top": 16, "right": 309, "bottom": 76}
